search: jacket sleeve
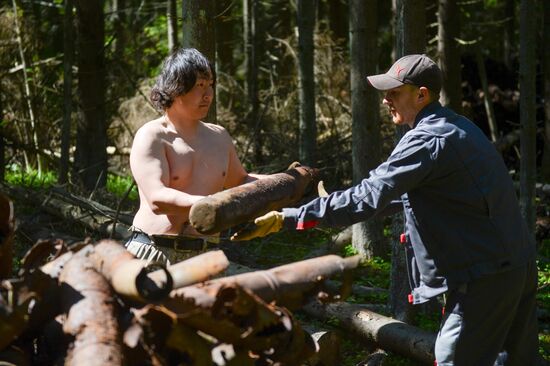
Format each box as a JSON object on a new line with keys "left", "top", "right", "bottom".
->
{"left": 282, "top": 134, "right": 439, "bottom": 230}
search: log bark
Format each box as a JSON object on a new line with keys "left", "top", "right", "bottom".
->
{"left": 60, "top": 245, "right": 123, "bottom": 365}
{"left": 189, "top": 166, "right": 318, "bottom": 234}
{"left": 182, "top": 254, "right": 361, "bottom": 310}
{"left": 302, "top": 301, "right": 436, "bottom": 365}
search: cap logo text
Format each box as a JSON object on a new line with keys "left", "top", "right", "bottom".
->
{"left": 395, "top": 64, "right": 405, "bottom": 77}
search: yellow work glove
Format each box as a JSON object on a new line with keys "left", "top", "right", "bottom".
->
{"left": 230, "top": 211, "right": 284, "bottom": 241}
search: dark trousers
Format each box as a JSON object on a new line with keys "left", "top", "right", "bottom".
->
{"left": 435, "top": 260, "right": 539, "bottom": 365}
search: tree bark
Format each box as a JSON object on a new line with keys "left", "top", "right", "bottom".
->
{"left": 182, "top": 0, "right": 216, "bottom": 123}
{"left": 60, "top": 245, "right": 123, "bottom": 365}
{"left": 167, "top": 0, "right": 178, "bottom": 53}
{"left": 189, "top": 166, "right": 317, "bottom": 235}
{"left": 59, "top": 0, "right": 74, "bottom": 184}
{"left": 542, "top": 0, "right": 550, "bottom": 182}
{"left": 438, "top": 0, "right": 462, "bottom": 113}
{"left": 391, "top": 0, "right": 425, "bottom": 323}
{"left": 349, "top": 0, "right": 386, "bottom": 260}
{"left": 74, "top": 0, "right": 107, "bottom": 191}
{"left": 519, "top": 0, "right": 537, "bottom": 239}
{"left": 297, "top": 0, "right": 317, "bottom": 167}
{"left": 303, "top": 301, "right": 436, "bottom": 365}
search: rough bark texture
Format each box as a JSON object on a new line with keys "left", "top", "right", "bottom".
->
{"left": 542, "top": 0, "right": 550, "bottom": 182}
{"left": 60, "top": 245, "right": 123, "bottom": 365}
{"left": 297, "top": 0, "right": 317, "bottom": 167}
{"left": 189, "top": 166, "right": 317, "bottom": 234}
{"left": 303, "top": 301, "right": 436, "bottom": 365}
{"left": 438, "top": 0, "right": 462, "bottom": 113}
{"left": 519, "top": 0, "right": 537, "bottom": 239}
{"left": 59, "top": 0, "right": 73, "bottom": 184}
{"left": 74, "top": 0, "right": 107, "bottom": 191}
{"left": 349, "top": 0, "right": 386, "bottom": 260}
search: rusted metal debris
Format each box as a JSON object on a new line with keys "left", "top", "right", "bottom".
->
{"left": 189, "top": 165, "right": 318, "bottom": 235}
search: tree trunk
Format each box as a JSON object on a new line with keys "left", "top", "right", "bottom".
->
{"left": 74, "top": 0, "right": 107, "bottom": 191}
{"left": 112, "top": 0, "right": 126, "bottom": 62}
{"left": 519, "top": 0, "right": 537, "bottom": 240}
{"left": 0, "top": 96, "right": 4, "bottom": 182}
{"left": 243, "top": 0, "right": 262, "bottom": 164}
{"left": 349, "top": 0, "right": 386, "bottom": 260}
{"left": 182, "top": 0, "right": 216, "bottom": 123}
{"left": 391, "top": 0, "right": 426, "bottom": 323}
{"left": 167, "top": 0, "right": 178, "bottom": 53}
{"left": 297, "top": 0, "right": 317, "bottom": 167}
{"left": 395, "top": 0, "right": 426, "bottom": 56}
{"left": 542, "top": 0, "right": 550, "bottom": 182}
{"left": 59, "top": 0, "right": 74, "bottom": 184}
{"left": 503, "top": 0, "right": 515, "bottom": 69}
{"left": 438, "top": 0, "right": 462, "bottom": 113}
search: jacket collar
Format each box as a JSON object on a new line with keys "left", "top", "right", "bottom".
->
{"left": 413, "top": 101, "right": 442, "bottom": 128}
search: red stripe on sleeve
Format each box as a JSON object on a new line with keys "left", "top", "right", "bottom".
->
{"left": 296, "top": 220, "right": 319, "bottom": 230}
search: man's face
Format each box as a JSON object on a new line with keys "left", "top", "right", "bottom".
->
{"left": 382, "top": 84, "right": 420, "bottom": 127}
{"left": 175, "top": 74, "right": 214, "bottom": 121}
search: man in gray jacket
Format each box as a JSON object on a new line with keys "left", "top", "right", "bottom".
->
{"left": 232, "top": 54, "right": 538, "bottom": 365}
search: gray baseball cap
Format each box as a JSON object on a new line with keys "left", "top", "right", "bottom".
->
{"left": 367, "top": 54, "right": 442, "bottom": 93}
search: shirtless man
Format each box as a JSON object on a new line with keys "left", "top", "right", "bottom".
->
{"left": 125, "top": 48, "right": 263, "bottom": 264}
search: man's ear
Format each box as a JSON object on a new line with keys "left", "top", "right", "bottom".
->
{"left": 418, "top": 87, "right": 430, "bottom": 103}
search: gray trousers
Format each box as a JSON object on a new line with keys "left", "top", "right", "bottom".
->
{"left": 435, "top": 260, "right": 538, "bottom": 365}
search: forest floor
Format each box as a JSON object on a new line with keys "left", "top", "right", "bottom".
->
{"left": 5, "top": 178, "right": 550, "bottom": 365}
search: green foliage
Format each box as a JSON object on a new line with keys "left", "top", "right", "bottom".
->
{"left": 342, "top": 243, "right": 358, "bottom": 257}
{"left": 358, "top": 256, "right": 391, "bottom": 289}
{"left": 539, "top": 333, "right": 550, "bottom": 362}
{"left": 106, "top": 174, "right": 138, "bottom": 201}
{"left": 415, "top": 312, "right": 441, "bottom": 333}
{"left": 5, "top": 164, "right": 57, "bottom": 189}
{"left": 537, "top": 259, "right": 550, "bottom": 311}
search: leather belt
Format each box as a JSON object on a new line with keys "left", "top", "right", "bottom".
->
{"left": 129, "top": 231, "right": 214, "bottom": 251}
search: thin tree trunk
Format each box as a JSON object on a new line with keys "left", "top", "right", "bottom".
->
{"left": 11, "top": 0, "right": 41, "bottom": 175}
{"left": 112, "top": 0, "right": 126, "bottom": 62}
{"left": 391, "top": 0, "right": 425, "bottom": 323}
{"left": 297, "top": 0, "right": 317, "bottom": 167}
{"left": 182, "top": 0, "right": 216, "bottom": 123}
{"left": 60, "top": 0, "right": 74, "bottom": 184}
{"left": 438, "top": 0, "right": 462, "bottom": 113}
{"left": 475, "top": 47, "right": 499, "bottom": 142}
{"left": 349, "top": 0, "right": 386, "bottom": 260}
{"left": 519, "top": 0, "right": 537, "bottom": 239}
{"left": 74, "top": 0, "right": 107, "bottom": 191}
{"left": 167, "top": 0, "right": 178, "bottom": 53}
{"left": 0, "top": 96, "right": 4, "bottom": 182}
{"left": 542, "top": 0, "right": 550, "bottom": 182}
{"left": 243, "top": 0, "right": 261, "bottom": 164}
{"left": 503, "top": 0, "right": 515, "bottom": 70}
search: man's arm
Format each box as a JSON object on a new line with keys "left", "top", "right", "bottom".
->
{"left": 130, "top": 124, "right": 203, "bottom": 215}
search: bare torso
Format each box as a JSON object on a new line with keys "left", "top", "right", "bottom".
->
{"left": 131, "top": 117, "right": 247, "bottom": 236}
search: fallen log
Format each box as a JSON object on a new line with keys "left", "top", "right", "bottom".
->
{"left": 92, "top": 240, "right": 173, "bottom": 303}
{"left": 303, "top": 301, "right": 436, "bottom": 365}
{"left": 187, "top": 254, "right": 361, "bottom": 310}
{"left": 59, "top": 245, "right": 123, "bottom": 366}
{"left": 164, "top": 284, "right": 316, "bottom": 365}
{"left": 189, "top": 165, "right": 318, "bottom": 235}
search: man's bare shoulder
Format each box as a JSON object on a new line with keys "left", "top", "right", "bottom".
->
{"left": 200, "top": 122, "right": 232, "bottom": 141}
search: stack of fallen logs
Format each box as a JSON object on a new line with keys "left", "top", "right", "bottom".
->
{"left": 0, "top": 236, "right": 360, "bottom": 365}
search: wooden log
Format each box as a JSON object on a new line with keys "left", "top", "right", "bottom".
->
{"left": 92, "top": 240, "right": 172, "bottom": 303}
{"left": 194, "top": 254, "right": 361, "bottom": 310}
{"left": 302, "top": 301, "right": 436, "bottom": 365}
{"left": 60, "top": 245, "right": 123, "bottom": 366}
{"left": 189, "top": 165, "right": 318, "bottom": 235}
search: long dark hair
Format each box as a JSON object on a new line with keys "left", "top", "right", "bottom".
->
{"left": 150, "top": 48, "right": 216, "bottom": 111}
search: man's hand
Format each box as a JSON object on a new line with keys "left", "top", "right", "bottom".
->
{"left": 230, "top": 211, "right": 284, "bottom": 241}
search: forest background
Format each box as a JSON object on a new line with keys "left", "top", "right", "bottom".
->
{"left": 0, "top": 0, "right": 549, "bottom": 364}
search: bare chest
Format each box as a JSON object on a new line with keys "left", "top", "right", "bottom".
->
{"left": 164, "top": 136, "right": 229, "bottom": 194}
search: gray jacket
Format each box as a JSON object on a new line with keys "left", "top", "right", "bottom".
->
{"left": 283, "top": 102, "right": 535, "bottom": 304}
